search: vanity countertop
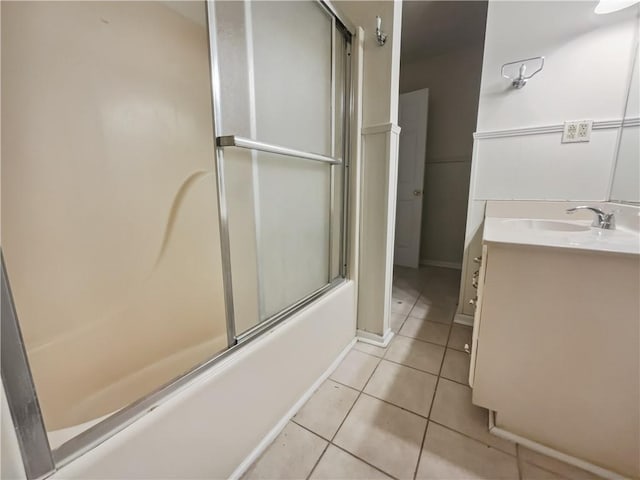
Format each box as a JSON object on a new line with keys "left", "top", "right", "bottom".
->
{"left": 483, "top": 217, "right": 640, "bottom": 255}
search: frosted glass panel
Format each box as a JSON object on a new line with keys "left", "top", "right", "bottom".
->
{"left": 256, "top": 153, "right": 331, "bottom": 319}
{"left": 250, "top": 1, "right": 333, "bottom": 155}
{"left": 213, "top": 0, "right": 348, "bottom": 335}
{"left": 1, "top": 0, "right": 226, "bottom": 441}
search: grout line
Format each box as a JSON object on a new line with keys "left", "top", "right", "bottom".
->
{"left": 330, "top": 444, "right": 400, "bottom": 480}
{"left": 437, "top": 372, "right": 472, "bottom": 388}
{"left": 516, "top": 443, "right": 524, "bottom": 480}
{"left": 328, "top": 377, "right": 366, "bottom": 391}
{"left": 358, "top": 391, "right": 429, "bottom": 420}
{"left": 327, "top": 355, "right": 381, "bottom": 443}
{"left": 413, "top": 310, "right": 455, "bottom": 480}
{"left": 291, "top": 419, "right": 332, "bottom": 443}
{"left": 379, "top": 357, "right": 441, "bottom": 378}
{"left": 321, "top": 354, "right": 406, "bottom": 479}
{"left": 427, "top": 419, "right": 518, "bottom": 458}
{"left": 305, "top": 441, "right": 329, "bottom": 480}
{"left": 320, "top": 355, "right": 402, "bottom": 480}
{"left": 395, "top": 331, "right": 449, "bottom": 348}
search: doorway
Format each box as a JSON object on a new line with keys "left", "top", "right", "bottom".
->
{"left": 392, "top": 0, "right": 488, "bottom": 324}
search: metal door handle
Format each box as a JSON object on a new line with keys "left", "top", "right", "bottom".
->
{"left": 413, "top": 190, "right": 422, "bottom": 196}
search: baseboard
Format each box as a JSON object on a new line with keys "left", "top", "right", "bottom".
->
{"left": 488, "top": 411, "right": 624, "bottom": 480}
{"left": 229, "top": 337, "right": 357, "bottom": 479}
{"left": 419, "top": 259, "right": 462, "bottom": 270}
{"left": 454, "top": 313, "right": 474, "bottom": 326}
{"left": 356, "top": 328, "right": 394, "bottom": 347}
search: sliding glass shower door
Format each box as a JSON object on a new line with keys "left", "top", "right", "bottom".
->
{"left": 210, "top": 0, "right": 351, "bottom": 339}
{"left": 1, "top": 0, "right": 351, "bottom": 472}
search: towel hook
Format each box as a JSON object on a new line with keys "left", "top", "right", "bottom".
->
{"left": 501, "top": 56, "right": 545, "bottom": 89}
{"left": 375, "top": 16, "right": 387, "bottom": 46}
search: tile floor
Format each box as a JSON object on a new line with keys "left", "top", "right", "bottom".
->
{"left": 243, "top": 266, "right": 601, "bottom": 480}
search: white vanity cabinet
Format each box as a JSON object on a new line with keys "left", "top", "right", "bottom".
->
{"left": 469, "top": 240, "right": 639, "bottom": 479}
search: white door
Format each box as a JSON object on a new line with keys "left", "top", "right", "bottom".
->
{"left": 394, "top": 89, "right": 428, "bottom": 268}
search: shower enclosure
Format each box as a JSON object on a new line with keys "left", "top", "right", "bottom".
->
{"left": 0, "top": 1, "right": 352, "bottom": 477}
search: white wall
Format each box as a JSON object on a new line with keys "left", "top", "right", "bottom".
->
{"left": 611, "top": 39, "right": 640, "bottom": 203}
{"left": 400, "top": 44, "right": 485, "bottom": 267}
{"left": 337, "top": 1, "right": 401, "bottom": 127}
{"left": 458, "top": 1, "right": 640, "bottom": 319}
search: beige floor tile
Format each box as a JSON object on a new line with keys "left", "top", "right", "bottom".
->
{"left": 310, "top": 445, "right": 392, "bottom": 480}
{"left": 440, "top": 348, "right": 470, "bottom": 385}
{"left": 390, "top": 312, "right": 407, "bottom": 333}
{"left": 416, "top": 422, "right": 519, "bottom": 479}
{"left": 400, "top": 317, "right": 450, "bottom": 345}
{"left": 518, "top": 447, "right": 604, "bottom": 480}
{"left": 423, "top": 268, "right": 461, "bottom": 288}
{"left": 334, "top": 394, "right": 427, "bottom": 480}
{"left": 520, "top": 461, "right": 567, "bottom": 480}
{"left": 392, "top": 284, "right": 420, "bottom": 303}
{"left": 353, "top": 341, "right": 388, "bottom": 358}
{"left": 242, "top": 422, "right": 327, "bottom": 480}
{"left": 418, "top": 283, "right": 459, "bottom": 302}
{"left": 330, "top": 349, "right": 380, "bottom": 390}
{"left": 448, "top": 324, "right": 473, "bottom": 352}
{"left": 293, "top": 380, "right": 359, "bottom": 440}
{"left": 384, "top": 334, "right": 445, "bottom": 375}
{"left": 391, "top": 297, "right": 414, "bottom": 315}
{"left": 422, "top": 278, "right": 459, "bottom": 297}
{"left": 409, "top": 301, "right": 455, "bottom": 324}
{"left": 364, "top": 360, "right": 437, "bottom": 417}
{"left": 430, "top": 379, "right": 516, "bottom": 455}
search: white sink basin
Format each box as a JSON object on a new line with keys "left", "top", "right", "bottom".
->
{"left": 484, "top": 217, "right": 640, "bottom": 255}
{"left": 505, "top": 219, "right": 591, "bottom": 232}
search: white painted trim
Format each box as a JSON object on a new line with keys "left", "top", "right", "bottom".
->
{"left": 454, "top": 312, "right": 474, "bottom": 326}
{"left": 426, "top": 154, "right": 471, "bottom": 164}
{"left": 473, "top": 117, "right": 639, "bottom": 140}
{"left": 419, "top": 259, "right": 462, "bottom": 270}
{"left": 361, "top": 122, "right": 401, "bottom": 135}
{"left": 229, "top": 337, "right": 357, "bottom": 480}
{"left": 488, "top": 411, "right": 625, "bottom": 480}
{"left": 622, "top": 117, "right": 640, "bottom": 127}
{"left": 356, "top": 329, "right": 394, "bottom": 347}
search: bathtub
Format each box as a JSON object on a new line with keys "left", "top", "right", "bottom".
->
{"left": 39, "top": 334, "right": 227, "bottom": 449}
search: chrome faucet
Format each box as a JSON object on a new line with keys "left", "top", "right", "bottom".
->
{"left": 566, "top": 206, "right": 615, "bottom": 230}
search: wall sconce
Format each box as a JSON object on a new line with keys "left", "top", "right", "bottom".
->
{"left": 375, "top": 16, "right": 387, "bottom": 46}
{"left": 501, "top": 56, "right": 545, "bottom": 89}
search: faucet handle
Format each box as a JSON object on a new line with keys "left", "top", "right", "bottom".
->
{"left": 565, "top": 205, "right": 615, "bottom": 229}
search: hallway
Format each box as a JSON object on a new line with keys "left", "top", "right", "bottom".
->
{"left": 243, "top": 267, "right": 598, "bottom": 479}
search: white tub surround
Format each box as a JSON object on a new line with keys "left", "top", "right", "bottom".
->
{"left": 468, "top": 202, "right": 639, "bottom": 479}
{"left": 47, "top": 282, "right": 356, "bottom": 479}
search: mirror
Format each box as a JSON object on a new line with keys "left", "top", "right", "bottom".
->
{"left": 610, "top": 39, "right": 639, "bottom": 204}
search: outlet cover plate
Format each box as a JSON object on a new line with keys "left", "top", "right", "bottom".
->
{"left": 562, "top": 120, "right": 592, "bottom": 143}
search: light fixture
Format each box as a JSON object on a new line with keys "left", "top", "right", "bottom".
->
{"left": 594, "top": 0, "right": 640, "bottom": 14}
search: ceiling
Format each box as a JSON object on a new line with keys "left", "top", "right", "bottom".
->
{"left": 401, "top": 1, "right": 489, "bottom": 65}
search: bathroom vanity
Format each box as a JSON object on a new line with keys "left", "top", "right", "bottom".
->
{"left": 469, "top": 201, "right": 640, "bottom": 479}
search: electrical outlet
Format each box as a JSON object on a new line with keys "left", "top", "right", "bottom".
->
{"left": 562, "top": 120, "right": 592, "bottom": 143}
